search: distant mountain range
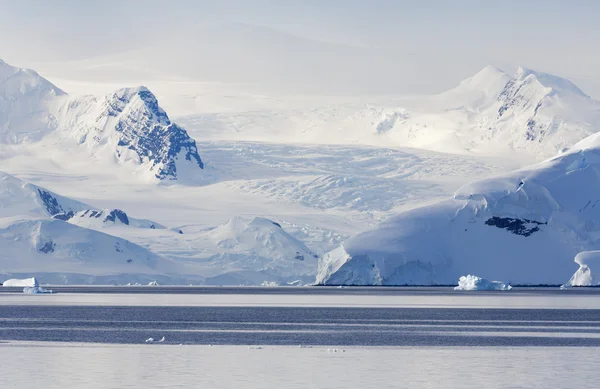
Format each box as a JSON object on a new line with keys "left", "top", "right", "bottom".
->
{"left": 179, "top": 65, "right": 600, "bottom": 161}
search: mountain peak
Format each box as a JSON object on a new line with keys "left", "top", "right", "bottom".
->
{"left": 512, "top": 66, "right": 589, "bottom": 98}
{"left": 62, "top": 84, "right": 204, "bottom": 181}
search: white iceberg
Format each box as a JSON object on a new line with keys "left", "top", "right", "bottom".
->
{"left": 564, "top": 251, "right": 600, "bottom": 287}
{"left": 23, "top": 286, "right": 54, "bottom": 294}
{"left": 3, "top": 277, "right": 39, "bottom": 287}
{"left": 454, "top": 275, "right": 512, "bottom": 291}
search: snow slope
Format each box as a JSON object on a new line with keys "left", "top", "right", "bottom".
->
{"left": 0, "top": 59, "right": 203, "bottom": 182}
{"left": 317, "top": 132, "right": 600, "bottom": 285}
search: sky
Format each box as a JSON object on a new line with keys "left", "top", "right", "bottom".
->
{"left": 1, "top": 0, "right": 599, "bottom": 97}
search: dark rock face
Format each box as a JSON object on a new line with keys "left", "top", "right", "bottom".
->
{"left": 103, "top": 209, "right": 130, "bottom": 225}
{"left": 53, "top": 211, "right": 75, "bottom": 221}
{"left": 108, "top": 88, "right": 203, "bottom": 180}
{"left": 37, "top": 189, "right": 64, "bottom": 216}
{"left": 38, "top": 241, "right": 55, "bottom": 253}
{"left": 485, "top": 216, "right": 547, "bottom": 237}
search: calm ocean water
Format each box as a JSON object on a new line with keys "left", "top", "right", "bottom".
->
{"left": 1, "top": 287, "right": 600, "bottom": 388}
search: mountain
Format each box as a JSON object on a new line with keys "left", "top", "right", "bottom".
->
{"left": 0, "top": 59, "right": 203, "bottom": 181}
{"left": 469, "top": 66, "right": 600, "bottom": 157}
{"left": 0, "top": 59, "right": 65, "bottom": 144}
{"left": 316, "top": 131, "right": 600, "bottom": 286}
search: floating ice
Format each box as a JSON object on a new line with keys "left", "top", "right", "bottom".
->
{"left": 3, "top": 277, "right": 39, "bottom": 287}
{"left": 454, "top": 275, "right": 512, "bottom": 291}
{"left": 23, "top": 286, "right": 54, "bottom": 294}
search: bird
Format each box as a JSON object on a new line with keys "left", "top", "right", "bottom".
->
{"left": 145, "top": 338, "right": 154, "bottom": 343}
{"left": 158, "top": 336, "right": 165, "bottom": 343}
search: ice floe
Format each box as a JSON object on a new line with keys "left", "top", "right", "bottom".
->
{"left": 454, "top": 275, "right": 512, "bottom": 291}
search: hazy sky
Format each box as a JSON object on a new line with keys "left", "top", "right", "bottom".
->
{"left": 1, "top": 0, "right": 599, "bottom": 96}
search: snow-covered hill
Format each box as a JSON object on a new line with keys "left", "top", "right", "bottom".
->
{"left": 0, "top": 171, "right": 177, "bottom": 284}
{"left": 0, "top": 59, "right": 203, "bottom": 182}
{"left": 0, "top": 169, "right": 332, "bottom": 285}
{"left": 201, "top": 217, "right": 318, "bottom": 281}
{"left": 317, "top": 132, "right": 600, "bottom": 285}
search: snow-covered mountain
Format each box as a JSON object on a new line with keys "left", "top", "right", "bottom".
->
{"left": 467, "top": 66, "right": 600, "bottom": 157}
{"left": 0, "top": 59, "right": 65, "bottom": 144}
{"left": 0, "top": 59, "right": 203, "bottom": 181}
{"left": 56, "top": 87, "right": 204, "bottom": 181}
{"left": 179, "top": 66, "right": 600, "bottom": 161}
{"left": 316, "top": 132, "right": 600, "bottom": 286}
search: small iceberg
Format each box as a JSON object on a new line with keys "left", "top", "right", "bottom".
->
{"left": 454, "top": 275, "right": 512, "bottom": 291}
{"left": 147, "top": 281, "right": 159, "bottom": 286}
{"left": 563, "top": 251, "right": 600, "bottom": 287}
{"left": 23, "top": 286, "right": 54, "bottom": 294}
{"left": 3, "top": 277, "right": 39, "bottom": 287}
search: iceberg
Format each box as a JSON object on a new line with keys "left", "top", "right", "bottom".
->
{"left": 454, "top": 275, "right": 512, "bottom": 291}
{"left": 2, "top": 277, "right": 39, "bottom": 287}
{"left": 23, "top": 286, "right": 54, "bottom": 294}
{"left": 564, "top": 251, "right": 600, "bottom": 287}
